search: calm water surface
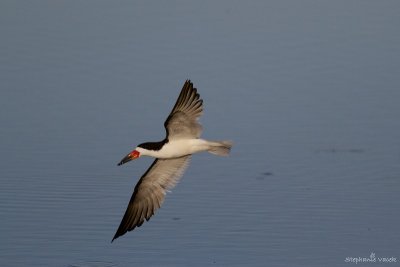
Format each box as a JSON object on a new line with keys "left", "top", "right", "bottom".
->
{"left": 1, "top": 1, "right": 400, "bottom": 266}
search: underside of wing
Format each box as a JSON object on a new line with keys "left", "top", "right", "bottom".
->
{"left": 112, "top": 156, "right": 191, "bottom": 241}
{"left": 164, "top": 80, "right": 203, "bottom": 140}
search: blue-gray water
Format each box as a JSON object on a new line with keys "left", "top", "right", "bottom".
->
{"left": 1, "top": 1, "right": 400, "bottom": 267}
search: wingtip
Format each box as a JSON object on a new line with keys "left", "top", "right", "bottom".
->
{"left": 185, "top": 79, "right": 193, "bottom": 87}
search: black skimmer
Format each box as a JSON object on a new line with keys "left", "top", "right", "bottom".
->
{"left": 112, "top": 80, "right": 232, "bottom": 242}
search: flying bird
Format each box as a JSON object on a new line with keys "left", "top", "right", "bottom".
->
{"left": 112, "top": 80, "right": 232, "bottom": 242}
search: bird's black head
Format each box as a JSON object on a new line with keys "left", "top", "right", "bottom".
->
{"left": 137, "top": 140, "right": 167, "bottom": 151}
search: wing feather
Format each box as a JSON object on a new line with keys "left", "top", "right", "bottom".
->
{"left": 112, "top": 156, "right": 191, "bottom": 241}
{"left": 164, "top": 80, "right": 203, "bottom": 139}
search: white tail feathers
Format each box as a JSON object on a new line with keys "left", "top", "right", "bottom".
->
{"left": 207, "top": 141, "right": 233, "bottom": 156}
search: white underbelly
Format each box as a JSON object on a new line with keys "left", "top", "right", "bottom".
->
{"left": 152, "top": 139, "right": 209, "bottom": 159}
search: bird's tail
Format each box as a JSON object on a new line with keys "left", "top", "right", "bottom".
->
{"left": 207, "top": 140, "right": 233, "bottom": 156}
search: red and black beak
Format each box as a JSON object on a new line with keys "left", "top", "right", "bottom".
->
{"left": 117, "top": 150, "right": 140, "bottom": 166}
